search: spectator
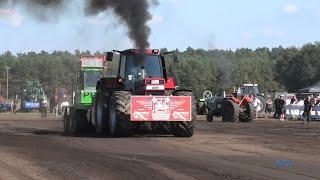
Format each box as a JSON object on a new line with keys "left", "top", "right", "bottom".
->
{"left": 279, "top": 96, "right": 285, "bottom": 121}
{"left": 253, "top": 95, "right": 260, "bottom": 119}
{"left": 40, "top": 98, "right": 48, "bottom": 118}
{"left": 303, "top": 96, "right": 313, "bottom": 124}
{"left": 10, "top": 101, "right": 14, "bottom": 114}
{"left": 265, "top": 96, "right": 273, "bottom": 118}
{"left": 290, "top": 96, "right": 297, "bottom": 104}
{"left": 274, "top": 96, "right": 281, "bottom": 118}
{"left": 12, "top": 100, "right": 17, "bottom": 114}
{"left": 316, "top": 98, "right": 320, "bottom": 106}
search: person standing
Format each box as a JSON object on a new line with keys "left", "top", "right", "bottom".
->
{"left": 290, "top": 96, "right": 296, "bottom": 104}
{"left": 253, "top": 95, "right": 261, "bottom": 119}
{"left": 274, "top": 96, "right": 280, "bottom": 118}
{"left": 10, "top": 101, "right": 14, "bottom": 114}
{"left": 12, "top": 100, "right": 17, "bottom": 114}
{"left": 279, "top": 96, "right": 285, "bottom": 121}
{"left": 265, "top": 96, "right": 273, "bottom": 118}
{"left": 40, "top": 98, "right": 48, "bottom": 118}
{"left": 303, "top": 97, "right": 313, "bottom": 124}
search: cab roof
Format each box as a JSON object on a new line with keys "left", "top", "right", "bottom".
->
{"left": 117, "top": 49, "right": 160, "bottom": 55}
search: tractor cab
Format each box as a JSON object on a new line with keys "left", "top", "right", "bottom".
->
{"left": 236, "top": 83, "right": 266, "bottom": 114}
{"left": 79, "top": 70, "right": 103, "bottom": 90}
{"left": 106, "top": 49, "right": 177, "bottom": 95}
{"left": 120, "top": 49, "right": 163, "bottom": 81}
{"left": 237, "top": 83, "right": 260, "bottom": 97}
{"left": 75, "top": 55, "right": 106, "bottom": 105}
{"left": 85, "top": 48, "right": 196, "bottom": 137}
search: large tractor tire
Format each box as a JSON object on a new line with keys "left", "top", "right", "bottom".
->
{"left": 151, "top": 122, "right": 172, "bottom": 135}
{"left": 108, "top": 91, "right": 133, "bottom": 137}
{"left": 70, "top": 109, "right": 89, "bottom": 134}
{"left": 172, "top": 91, "right": 196, "bottom": 137}
{"left": 64, "top": 107, "right": 75, "bottom": 134}
{"left": 95, "top": 92, "right": 108, "bottom": 134}
{"left": 239, "top": 103, "right": 255, "bottom": 122}
{"left": 222, "top": 99, "right": 240, "bottom": 122}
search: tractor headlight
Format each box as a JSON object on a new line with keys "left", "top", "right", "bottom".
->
{"left": 151, "top": 80, "right": 160, "bottom": 84}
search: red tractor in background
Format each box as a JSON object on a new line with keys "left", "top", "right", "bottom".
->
{"left": 83, "top": 49, "right": 196, "bottom": 137}
{"left": 221, "top": 93, "right": 255, "bottom": 122}
{"left": 206, "top": 84, "right": 260, "bottom": 122}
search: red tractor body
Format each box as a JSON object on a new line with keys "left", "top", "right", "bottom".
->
{"left": 221, "top": 93, "right": 255, "bottom": 122}
{"left": 83, "top": 49, "right": 196, "bottom": 137}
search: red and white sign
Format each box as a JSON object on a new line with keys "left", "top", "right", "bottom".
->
{"left": 130, "top": 96, "right": 192, "bottom": 121}
{"left": 80, "top": 56, "right": 106, "bottom": 67}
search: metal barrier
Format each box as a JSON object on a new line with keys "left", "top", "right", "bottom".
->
{"left": 285, "top": 104, "right": 320, "bottom": 120}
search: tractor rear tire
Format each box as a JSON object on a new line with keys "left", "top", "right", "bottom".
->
{"left": 108, "top": 91, "right": 133, "bottom": 137}
{"left": 239, "top": 103, "right": 255, "bottom": 122}
{"left": 172, "top": 91, "right": 196, "bottom": 137}
{"left": 222, "top": 99, "right": 239, "bottom": 122}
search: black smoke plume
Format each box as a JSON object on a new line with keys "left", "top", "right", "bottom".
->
{"left": 85, "top": 0, "right": 153, "bottom": 50}
{"left": 0, "top": 0, "right": 156, "bottom": 49}
{"left": 0, "top": 0, "right": 66, "bottom": 21}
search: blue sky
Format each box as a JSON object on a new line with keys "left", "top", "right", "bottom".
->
{"left": 0, "top": 0, "right": 319, "bottom": 53}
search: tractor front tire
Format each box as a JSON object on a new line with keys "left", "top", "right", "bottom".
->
{"left": 108, "top": 91, "right": 133, "bottom": 137}
{"left": 222, "top": 99, "right": 239, "bottom": 122}
{"left": 172, "top": 91, "right": 196, "bottom": 137}
{"left": 95, "top": 92, "right": 108, "bottom": 134}
{"left": 70, "top": 109, "right": 89, "bottom": 134}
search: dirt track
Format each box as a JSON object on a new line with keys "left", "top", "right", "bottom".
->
{"left": 0, "top": 113, "right": 319, "bottom": 180}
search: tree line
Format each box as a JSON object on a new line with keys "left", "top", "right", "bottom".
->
{"left": 1, "top": 42, "right": 320, "bottom": 99}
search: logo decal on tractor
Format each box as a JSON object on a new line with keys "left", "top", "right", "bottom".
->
{"left": 131, "top": 96, "right": 191, "bottom": 121}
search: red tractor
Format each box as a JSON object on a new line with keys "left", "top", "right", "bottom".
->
{"left": 87, "top": 49, "right": 196, "bottom": 137}
{"left": 221, "top": 93, "right": 255, "bottom": 122}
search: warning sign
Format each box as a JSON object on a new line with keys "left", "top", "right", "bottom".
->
{"left": 130, "top": 96, "right": 192, "bottom": 121}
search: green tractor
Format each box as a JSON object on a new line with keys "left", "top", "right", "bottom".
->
{"left": 21, "top": 80, "right": 46, "bottom": 112}
{"left": 64, "top": 55, "right": 107, "bottom": 133}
